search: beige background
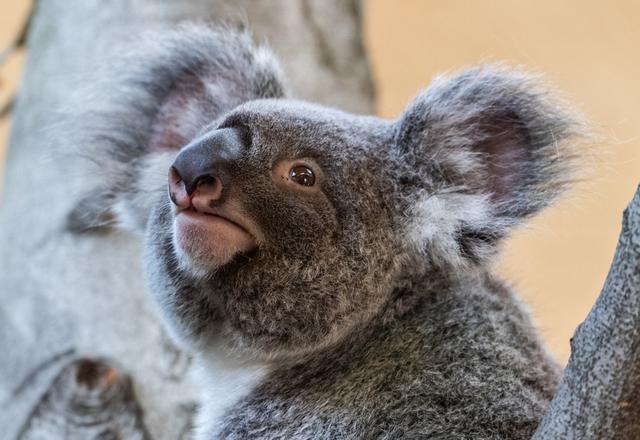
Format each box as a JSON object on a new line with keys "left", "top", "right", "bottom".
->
{"left": 1, "top": 1, "right": 639, "bottom": 362}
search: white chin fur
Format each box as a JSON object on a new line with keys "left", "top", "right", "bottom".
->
{"left": 192, "top": 342, "right": 270, "bottom": 439}
{"left": 172, "top": 232, "right": 223, "bottom": 279}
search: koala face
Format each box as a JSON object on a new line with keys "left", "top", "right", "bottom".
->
{"left": 145, "top": 100, "right": 404, "bottom": 359}
{"left": 67, "top": 25, "right": 585, "bottom": 362}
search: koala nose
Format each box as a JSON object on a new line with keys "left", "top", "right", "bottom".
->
{"left": 168, "top": 127, "right": 246, "bottom": 209}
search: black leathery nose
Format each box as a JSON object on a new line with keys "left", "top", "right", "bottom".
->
{"left": 170, "top": 127, "right": 247, "bottom": 195}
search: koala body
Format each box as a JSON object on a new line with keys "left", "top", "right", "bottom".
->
{"left": 69, "top": 25, "right": 585, "bottom": 439}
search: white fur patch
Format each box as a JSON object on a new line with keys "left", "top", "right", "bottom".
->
{"left": 192, "top": 346, "right": 270, "bottom": 439}
{"left": 405, "top": 191, "right": 493, "bottom": 266}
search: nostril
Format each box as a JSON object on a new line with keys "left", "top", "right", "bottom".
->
{"left": 193, "top": 174, "right": 223, "bottom": 201}
{"left": 169, "top": 167, "right": 182, "bottom": 185}
{"left": 168, "top": 167, "right": 191, "bottom": 209}
{"left": 196, "top": 175, "right": 217, "bottom": 190}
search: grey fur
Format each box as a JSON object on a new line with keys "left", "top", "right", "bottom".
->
{"left": 69, "top": 24, "right": 587, "bottom": 439}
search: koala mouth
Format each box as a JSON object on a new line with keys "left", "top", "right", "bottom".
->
{"left": 173, "top": 207, "right": 258, "bottom": 269}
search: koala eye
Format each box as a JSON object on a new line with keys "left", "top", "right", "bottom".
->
{"left": 289, "top": 165, "right": 316, "bottom": 187}
{"left": 273, "top": 159, "right": 321, "bottom": 192}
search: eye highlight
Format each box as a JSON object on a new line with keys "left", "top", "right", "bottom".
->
{"left": 289, "top": 165, "right": 315, "bottom": 187}
{"left": 272, "top": 159, "right": 322, "bottom": 193}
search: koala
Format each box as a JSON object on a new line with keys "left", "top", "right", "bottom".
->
{"left": 68, "top": 24, "right": 586, "bottom": 439}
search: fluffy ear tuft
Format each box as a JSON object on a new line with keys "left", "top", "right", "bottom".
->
{"left": 64, "top": 24, "right": 287, "bottom": 232}
{"left": 396, "top": 64, "right": 589, "bottom": 267}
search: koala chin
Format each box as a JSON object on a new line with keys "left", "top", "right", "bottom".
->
{"left": 69, "top": 24, "right": 588, "bottom": 439}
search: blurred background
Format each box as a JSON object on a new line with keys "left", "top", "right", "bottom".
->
{"left": 1, "top": 0, "right": 638, "bottom": 363}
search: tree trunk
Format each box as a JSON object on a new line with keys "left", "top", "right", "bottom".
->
{"left": 0, "top": 1, "right": 373, "bottom": 439}
{"left": 533, "top": 184, "right": 640, "bottom": 439}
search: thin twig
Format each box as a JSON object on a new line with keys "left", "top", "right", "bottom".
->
{"left": 1, "top": 0, "right": 35, "bottom": 63}
{"left": 0, "top": 1, "right": 36, "bottom": 119}
{"left": 0, "top": 96, "right": 15, "bottom": 119}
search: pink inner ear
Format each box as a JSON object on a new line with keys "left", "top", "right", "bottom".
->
{"left": 148, "top": 72, "right": 211, "bottom": 152}
{"left": 478, "top": 117, "right": 529, "bottom": 204}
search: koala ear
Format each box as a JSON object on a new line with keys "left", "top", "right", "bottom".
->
{"left": 66, "top": 25, "right": 286, "bottom": 232}
{"left": 395, "top": 65, "right": 587, "bottom": 265}
{"left": 140, "top": 26, "right": 286, "bottom": 153}
{"left": 67, "top": 151, "right": 178, "bottom": 232}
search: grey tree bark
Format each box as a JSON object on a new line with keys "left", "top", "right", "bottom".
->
{"left": 0, "top": 1, "right": 373, "bottom": 439}
{"left": 533, "top": 184, "right": 640, "bottom": 439}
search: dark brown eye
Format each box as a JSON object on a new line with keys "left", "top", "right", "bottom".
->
{"left": 289, "top": 165, "right": 316, "bottom": 187}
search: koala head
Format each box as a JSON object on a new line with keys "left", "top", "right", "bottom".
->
{"left": 68, "top": 25, "right": 585, "bottom": 361}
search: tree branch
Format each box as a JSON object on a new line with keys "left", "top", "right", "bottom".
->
{"left": 0, "top": 0, "right": 35, "bottom": 65}
{"left": 17, "top": 358, "right": 152, "bottom": 440}
{"left": 533, "top": 183, "right": 640, "bottom": 439}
